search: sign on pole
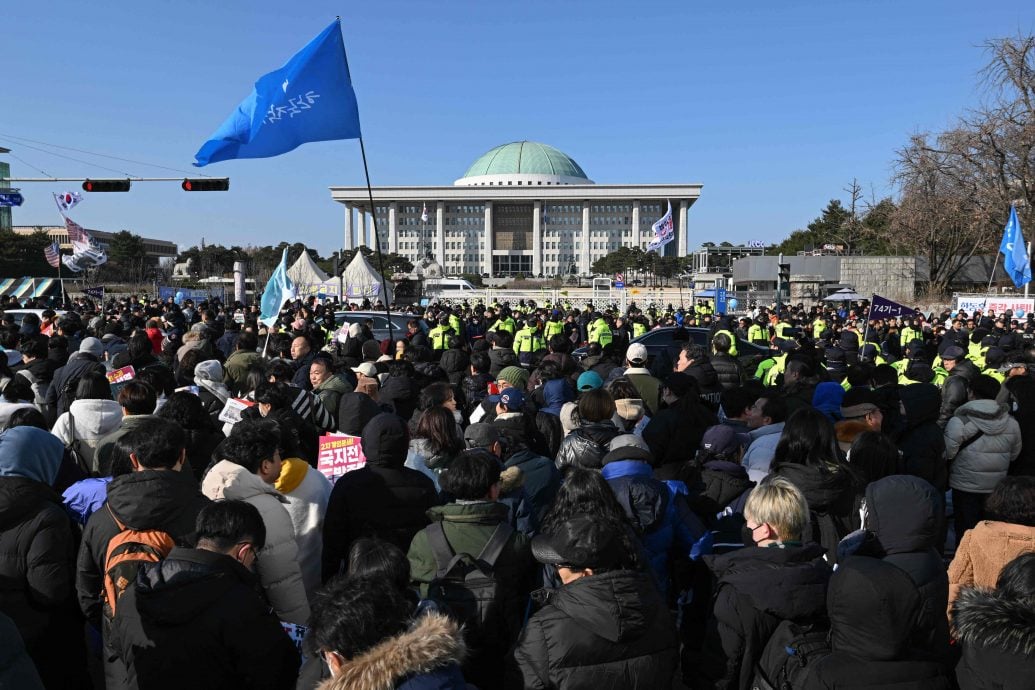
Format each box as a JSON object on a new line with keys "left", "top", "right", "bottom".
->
{"left": 0, "top": 191, "right": 24, "bottom": 207}
{"left": 614, "top": 272, "right": 625, "bottom": 289}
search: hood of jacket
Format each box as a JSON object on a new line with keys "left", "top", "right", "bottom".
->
{"left": 274, "top": 457, "right": 311, "bottom": 495}
{"left": 0, "top": 475, "right": 60, "bottom": 529}
{"left": 549, "top": 569, "right": 667, "bottom": 644}
{"left": 106, "top": 468, "right": 208, "bottom": 531}
{"left": 67, "top": 398, "right": 124, "bottom": 436}
{"left": 572, "top": 420, "right": 621, "bottom": 446}
{"left": 203, "top": 459, "right": 285, "bottom": 503}
{"left": 865, "top": 475, "right": 940, "bottom": 554}
{"left": 828, "top": 556, "right": 920, "bottom": 660}
{"left": 898, "top": 383, "right": 940, "bottom": 427}
{"left": 601, "top": 461, "right": 668, "bottom": 532}
{"left": 541, "top": 377, "right": 575, "bottom": 414}
{"left": 361, "top": 412, "right": 410, "bottom": 468}
{"left": 812, "top": 382, "right": 846, "bottom": 420}
{"left": 748, "top": 421, "right": 785, "bottom": 441}
{"left": 953, "top": 399, "right": 1013, "bottom": 433}
{"left": 952, "top": 586, "right": 1035, "bottom": 657}
{"left": 707, "top": 543, "right": 830, "bottom": 621}
{"left": 427, "top": 500, "right": 510, "bottom": 525}
{"left": 0, "top": 426, "right": 64, "bottom": 486}
{"left": 315, "top": 374, "right": 351, "bottom": 396}
{"left": 772, "top": 461, "right": 854, "bottom": 511}
{"left": 322, "top": 613, "right": 465, "bottom": 690}
{"left": 133, "top": 547, "right": 255, "bottom": 625}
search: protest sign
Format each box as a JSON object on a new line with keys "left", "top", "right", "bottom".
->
{"left": 218, "top": 398, "right": 255, "bottom": 425}
{"left": 107, "top": 365, "right": 136, "bottom": 397}
{"left": 317, "top": 434, "right": 366, "bottom": 482}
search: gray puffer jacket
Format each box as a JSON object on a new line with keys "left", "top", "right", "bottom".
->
{"left": 945, "top": 399, "right": 1022, "bottom": 494}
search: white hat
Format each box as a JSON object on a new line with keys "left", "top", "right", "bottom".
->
{"left": 626, "top": 342, "right": 648, "bottom": 364}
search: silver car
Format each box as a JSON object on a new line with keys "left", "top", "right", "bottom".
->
{"left": 333, "top": 311, "right": 413, "bottom": 342}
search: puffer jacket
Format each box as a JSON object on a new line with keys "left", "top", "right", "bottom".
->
{"left": 938, "top": 359, "right": 979, "bottom": 426}
{"left": 379, "top": 373, "right": 420, "bottom": 421}
{"left": 319, "top": 613, "right": 468, "bottom": 690}
{"left": 685, "top": 359, "right": 723, "bottom": 394}
{"left": 0, "top": 611, "right": 44, "bottom": 690}
{"left": 841, "top": 476, "right": 950, "bottom": 659}
{"left": 222, "top": 349, "right": 264, "bottom": 396}
{"left": 44, "top": 352, "right": 107, "bottom": 415}
{"left": 952, "top": 584, "right": 1035, "bottom": 690}
{"left": 438, "top": 348, "right": 469, "bottom": 386}
{"left": 770, "top": 461, "right": 861, "bottom": 563}
{"left": 507, "top": 570, "right": 679, "bottom": 690}
{"left": 687, "top": 459, "right": 755, "bottom": 526}
{"left": 689, "top": 543, "right": 831, "bottom": 690}
{"left": 51, "top": 399, "right": 124, "bottom": 473}
{"left": 799, "top": 557, "right": 951, "bottom": 689}
{"left": 601, "top": 460, "right": 711, "bottom": 596}
{"left": 896, "top": 383, "right": 948, "bottom": 491}
{"left": 488, "top": 346, "right": 520, "bottom": 377}
{"left": 274, "top": 458, "right": 332, "bottom": 598}
{"left": 321, "top": 413, "right": 438, "bottom": 582}
{"left": 945, "top": 399, "right": 1022, "bottom": 494}
{"left": 312, "top": 375, "right": 352, "bottom": 425}
{"left": 710, "top": 353, "right": 743, "bottom": 391}
{"left": 0, "top": 476, "right": 77, "bottom": 687}
{"left": 201, "top": 460, "right": 310, "bottom": 625}
{"left": 554, "top": 421, "right": 621, "bottom": 470}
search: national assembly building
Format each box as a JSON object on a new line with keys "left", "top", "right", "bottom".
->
{"left": 330, "top": 141, "right": 702, "bottom": 277}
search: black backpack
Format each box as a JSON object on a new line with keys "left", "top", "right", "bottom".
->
{"left": 425, "top": 521, "right": 515, "bottom": 651}
{"left": 751, "top": 619, "right": 831, "bottom": 690}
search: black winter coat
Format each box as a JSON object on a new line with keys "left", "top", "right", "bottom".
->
{"left": 379, "top": 373, "right": 421, "bottom": 422}
{"left": 507, "top": 570, "right": 679, "bottom": 690}
{"left": 800, "top": 556, "right": 951, "bottom": 689}
{"left": 44, "top": 352, "right": 106, "bottom": 415}
{"left": 0, "top": 477, "right": 78, "bottom": 689}
{"left": 690, "top": 543, "right": 831, "bottom": 690}
{"left": 897, "top": 383, "right": 948, "bottom": 491}
{"left": 554, "top": 421, "right": 620, "bottom": 470}
{"left": 336, "top": 390, "right": 382, "bottom": 436}
{"left": 643, "top": 399, "right": 718, "bottom": 468}
{"left": 939, "top": 360, "right": 979, "bottom": 426}
{"left": 76, "top": 470, "right": 210, "bottom": 627}
{"left": 687, "top": 460, "right": 755, "bottom": 526}
{"left": 321, "top": 413, "right": 439, "bottom": 582}
{"left": 685, "top": 360, "right": 723, "bottom": 395}
{"left": 952, "top": 585, "right": 1035, "bottom": 690}
{"left": 438, "top": 349, "right": 469, "bottom": 386}
{"left": 770, "top": 462, "right": 860, "bottom": 563}
{"left": 109, "top": 547, "right": 299, "bottom": 690}
{"left": 488, "top": 347, "right": 520, "bottom": 377}
{"left": 710, "top": 353, "right": 743, "bottom": 390}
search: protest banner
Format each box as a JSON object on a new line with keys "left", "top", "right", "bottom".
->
{"left": 107, "top": 365, "right": 136, "bottom": 397}
{"left": 317, "top": 433, "right": 366, "bottom": 482}
{"left": 218, "top": 398, "right": 256, "bottom": 425}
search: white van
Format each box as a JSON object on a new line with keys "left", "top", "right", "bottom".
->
{"left": 424, "top": 277, "right": 478, "bottom": 294}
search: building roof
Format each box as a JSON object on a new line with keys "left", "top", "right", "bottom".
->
{"left": 459, "top": 141, "right": 589, "bottom": 182}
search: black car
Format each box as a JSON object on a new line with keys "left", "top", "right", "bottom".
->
{"left": 572, "top": 327, "right": 769, "bottom": 378}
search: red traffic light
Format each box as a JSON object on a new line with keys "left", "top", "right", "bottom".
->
{"left": 82, "top": 179, "right": 131, "bottom": 192}
{"left": 182, "top": 178, "right": 229, "bottom": 192}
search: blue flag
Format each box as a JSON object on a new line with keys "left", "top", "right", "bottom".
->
{"left": 999, "top": 205, "right": 1032, "bottom": 288}
{"left": 194, "top": 19, "right": 361, "bottom": 167}
{"left": 260, "top": 249, "right": 296, "bottom": 327}
{"left": 868, "top": 293, "right": 915, "bottom": 322}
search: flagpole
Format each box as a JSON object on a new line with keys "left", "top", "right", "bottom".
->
{"left": 1026, "top": 241, "right": 1032, "bottom": 300}
{"left": 987, "top": 252, "right": 1000, "bottom": 294}
{"left": 57, "top": 253, "right": 65, "bottom": 309}
{"left": 358, "top": 136, "right": 396, "bottom": 342}
{"left": 862, "top": 294, "right": 874, "bottom": 347}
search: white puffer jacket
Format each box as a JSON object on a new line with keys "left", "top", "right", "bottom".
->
{"left": 51, "top": 399, "right": 124, "bottom": 472}
{"left": 202, "top": 460, "right": 311, "bottom": 625}
{"left": 945, "top": 399, "right": 1022, "bottom": 494}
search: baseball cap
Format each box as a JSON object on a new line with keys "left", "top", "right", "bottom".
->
{"left": 464, "top": 422, "right": 501, "bottom": 449}
{"left": 78, "top": 337, "right": 104, "bottom": 357}
{"left": 531, "top": 515, "right": 626, "bottom": 570}
{"left": 352, "top": 362, "right": 378, "bottom": 379}
{"left": 576, "top": 371, "right": 603, "bottom": 392}
{"left": 941, "top": 345, "right": 966, "bottom": 362}
{"left": 998, "top": 360, "right": 1029, "bottom": 373}
{"left": 700, "top": 424, "right": 745, "bottom": 458}
{"left": 626, "top": 343, "right": 648, "bottom": 365}
{"left": 498, "top": 387, "right": 525, "bottom": 411}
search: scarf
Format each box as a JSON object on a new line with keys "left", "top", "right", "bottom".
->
{"left": 194, "top": 359, "right": 232, "bottom": 405}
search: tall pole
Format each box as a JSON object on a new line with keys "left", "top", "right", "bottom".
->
{"left": 1026, "top": 241, "right": 1032, "bottom": 300}
{"left": 986, "top": 252, "right": 1001, "bottom": 294}
{"left": 57, "top": 255, "right": 65, "bottom": 308}
{"left": 358, "top": 137, "right": 396, "bottom": 342}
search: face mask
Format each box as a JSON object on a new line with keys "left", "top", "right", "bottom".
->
{"left": 741, "top": 524, "right": 758, "bottom": 548}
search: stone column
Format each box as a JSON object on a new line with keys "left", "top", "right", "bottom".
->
{"left": 632, "top": 200, "right": 641, "bottom": 250}
{"left": 581, "top": 201, "right": 591, "bottom": 274}
{"left": 484, "top": 201, "right": 493, "bottom": 276}
{"left": 388, "top": 202, "right": 397, "bottom": 255}
{"left": 678, "top": 200, "right": 689, "bottom": 257}
{"left": 367, "top": 210, "right": 376, "bottom": 250}
{"left": 343, "top": 203, "right": 353, "bottom": 251}
{"left": 533, "top": 200, "right": 543, "bottom": 277}
{"left": 436, "top": 201, "right": 446, "bottom": 269}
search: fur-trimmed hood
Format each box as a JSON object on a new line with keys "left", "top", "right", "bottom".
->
{"left": 318, "top": 613, "right": 466, "bottom": 690}
{"left": 953, "top": 586, "right": 1035, "bottom": 657}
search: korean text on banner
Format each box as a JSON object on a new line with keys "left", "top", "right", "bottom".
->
{"left": 107, "top": 365, "right": 136, "bottom": 397}
{"left": 317, "top": 434, "right": 366, "bottom": 482}
{"left": 218, "top": 398, "right": 256, "bottom": 425}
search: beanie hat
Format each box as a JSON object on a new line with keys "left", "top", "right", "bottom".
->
{"left": 497, "top": 366, "right": 530, "bottom": 391}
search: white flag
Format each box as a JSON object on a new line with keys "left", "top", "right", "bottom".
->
{"left": 646, "top": 201, "right": 674, "bottom": 253}
{"left": 421, "top": 203, "right": 429, "bottom": 223}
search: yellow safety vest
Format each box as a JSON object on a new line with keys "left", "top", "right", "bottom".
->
{"left": 544, "top": 320, "right": 564, "bottom": 339}
{"left": 632, "top": 321, "right": 648, "bottom": 338}
{"left": 429, "top": 326, "right": 451, "bottom": 350}
{"left": 713, "top": 329, "right": 738, "bottom": 356}
{"left": 590, "top": 319, "right": 612, "bottom": 346}
{"left": 491, "top": 317, "right": 516, "bottom": 334}
{"left": 748, "top": 324, "right": 768, "bottom": 345}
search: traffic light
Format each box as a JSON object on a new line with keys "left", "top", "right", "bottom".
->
{"left": 82, "top": 179, "right": 131, "bottom": 192}
{"left": 182, "top": 178, "right": 230, "bottom": 191}
{"left": 778, "top": 263, "right": 791, "bottom": 292}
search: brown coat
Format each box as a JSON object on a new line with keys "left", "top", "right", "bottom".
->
{"left": 947, "top": 520, "right": 1035, "bottom": 617}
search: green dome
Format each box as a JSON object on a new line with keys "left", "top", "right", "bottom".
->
{"left": 461, "top": 141, "right": 588, "bottom": 180}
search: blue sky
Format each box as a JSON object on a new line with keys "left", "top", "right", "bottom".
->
{"left": 3, "top": 1, "right": 1032, "bottom": 257}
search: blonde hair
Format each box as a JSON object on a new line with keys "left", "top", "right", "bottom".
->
{"left": 744, "top": 476, "right": 810, "bottom": 541}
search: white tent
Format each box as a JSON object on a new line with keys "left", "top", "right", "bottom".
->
{"left": 287, "top": 250, "right": 330, "bottom": 295}
{"left": 326, "top": 251, "right": 394, "bottom": 303}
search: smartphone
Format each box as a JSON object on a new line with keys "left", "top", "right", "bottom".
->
{"left": 487, "top": 382, "right": 500, "bottom": 396}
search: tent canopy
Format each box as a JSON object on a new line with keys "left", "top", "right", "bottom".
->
{"left": 825, "top": 287, "right": 865, "bottom": 301}
{"left": 328, "top": 251, "right": 394, "bottom": 303}
{"left": 287, "top": 249, "right": 330, "bottom": 287}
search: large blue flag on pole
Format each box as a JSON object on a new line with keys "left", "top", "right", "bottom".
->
{"left": 260, "top": 249, "right": 296, "bottom": 327}
{"left": 999, "top": 205, "right": 1032, "bottom": 288}
{"left": 194, "top": 19, "right": 361, "bottom": 167}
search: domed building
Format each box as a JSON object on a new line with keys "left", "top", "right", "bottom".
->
{"left": 330, "top": 141, "right": 701, "bottom": 278}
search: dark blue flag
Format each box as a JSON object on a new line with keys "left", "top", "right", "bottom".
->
{"left": 868, "top": 294, "right": 915, "bottom": 322}
{"left": 194, "top": 19, "right": 361, "bottom": 167}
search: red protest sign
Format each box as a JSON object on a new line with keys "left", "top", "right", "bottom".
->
{"left": 317, "top": 434, "right": 366, "bottom": 482}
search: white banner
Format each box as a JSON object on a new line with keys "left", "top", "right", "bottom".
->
{"left": 954, "top": 296, "right": 1034, "bottom": 319}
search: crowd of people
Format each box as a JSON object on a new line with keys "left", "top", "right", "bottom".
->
{"left": 0, "top": 291, "right": 1033, "bottom": 689}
